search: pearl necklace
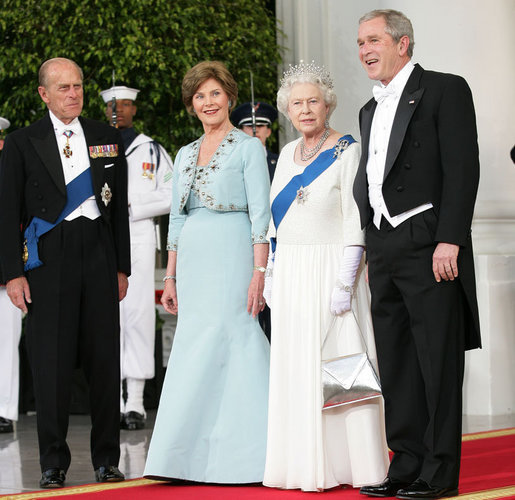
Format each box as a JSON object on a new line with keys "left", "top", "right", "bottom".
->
{"left": 300, "top": 128, "right": 330, "bottom": 161}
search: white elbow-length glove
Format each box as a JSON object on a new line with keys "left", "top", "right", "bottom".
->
{"left": 263, "top": 252, "right": 274, "bottom": 308}
{"left": 330, "top": 245, "right": 364, "bottom": 315}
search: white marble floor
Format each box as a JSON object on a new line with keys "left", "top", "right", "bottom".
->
{"left": 0, "top": 411, "right": 513, "bottom": 495}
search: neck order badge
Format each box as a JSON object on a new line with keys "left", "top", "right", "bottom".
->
{"left": 63, "top": 130, "right": 74, "bottom": 158}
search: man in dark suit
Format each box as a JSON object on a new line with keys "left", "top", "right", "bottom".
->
{"left": 0, "top": 58, "right": 130, "bottom": 488}
{"left": 353, "top": 10, "right": 480, "bottom": 500}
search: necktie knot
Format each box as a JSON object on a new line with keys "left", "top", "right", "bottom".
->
{"left": 373, "top": 84, "right": 396, "bottom": 104}
{"left": 57, "top": 122, "right": 80, "bottom": 137}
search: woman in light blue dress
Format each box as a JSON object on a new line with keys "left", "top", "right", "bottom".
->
{"left": 144, "top": 61, "right": 271, "bottom": 484}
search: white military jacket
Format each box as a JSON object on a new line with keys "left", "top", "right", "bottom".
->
{"left": 126, "top": 133, "right": 173, "bottom": 243}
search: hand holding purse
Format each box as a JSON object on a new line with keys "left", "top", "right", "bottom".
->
{"left": 322, "top": 311, "right": 382, "bottom": 410}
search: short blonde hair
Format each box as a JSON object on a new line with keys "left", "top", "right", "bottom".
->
{"left": 182, "top": 61, "right": 238, "bottom": 116}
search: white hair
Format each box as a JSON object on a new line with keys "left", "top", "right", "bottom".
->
{"left": 277, "top": 62, "right": 337, "bottom": 120}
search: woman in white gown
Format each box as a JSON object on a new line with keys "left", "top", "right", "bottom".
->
{"left": 263, "top": 62, "right": 389, "bottom": 492}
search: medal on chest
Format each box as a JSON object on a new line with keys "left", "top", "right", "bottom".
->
{"left": 142, "top": 162, "right": 155, "bottom": 179}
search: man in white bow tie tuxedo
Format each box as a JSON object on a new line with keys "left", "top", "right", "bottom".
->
{"left": 353, "top": 10, "right": 481, "bottom": 500}
{"left": 0, "top": 58, "right": 131, "bottom": 488}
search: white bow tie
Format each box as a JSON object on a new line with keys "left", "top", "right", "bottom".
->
{"left": 373, "top": 84, "right": 396, "bottom": 104}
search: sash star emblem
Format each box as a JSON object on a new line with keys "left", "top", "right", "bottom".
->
{"left": 296, "top": 186, "right": 308, "bottom": 204}
{"left": 101, "top": 183, "right": 112, "bottom": 206}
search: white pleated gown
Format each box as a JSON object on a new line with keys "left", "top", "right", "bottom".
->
{"left": 263, "top": 138, "right": 389, "bottom": 491}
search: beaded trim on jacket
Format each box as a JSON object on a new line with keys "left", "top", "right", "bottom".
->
{"left": 179, "top": 128, "right": 248, "bottom": 213}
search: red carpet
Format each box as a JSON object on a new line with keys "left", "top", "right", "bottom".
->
{"left": 3, "top": 429, "right": 514, "bottom": 499}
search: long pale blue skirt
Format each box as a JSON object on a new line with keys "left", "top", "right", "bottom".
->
{"left": 144, "top": 206, "right": 270, "bottom": 483}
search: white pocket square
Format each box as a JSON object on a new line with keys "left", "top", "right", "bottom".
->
{"left": 104, "top": 163, "right": 114, "bottom": 169}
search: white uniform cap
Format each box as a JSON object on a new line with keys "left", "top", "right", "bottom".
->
{"left": 100, "top": 86, "right": 140, "bottom": 103}
{"left": 0, "top": 117, "right": 10, "bottom": 130}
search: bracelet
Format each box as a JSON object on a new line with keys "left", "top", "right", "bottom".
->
{"left": 163, "top": 275, "right": 176, "bottom": 282}
{"left": 336, "top": 280, "right": 353, "bottom": 294}
{"left": 253, "top": 266, "right": 266, "bottom": 273}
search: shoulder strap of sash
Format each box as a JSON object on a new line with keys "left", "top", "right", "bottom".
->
{"left": 270, "top": 135, "right": 355, "bottom": 252}
{"left": 24, "top": 168, "right": 95, "bottom": 271}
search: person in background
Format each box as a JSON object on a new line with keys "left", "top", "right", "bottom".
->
{"left": 354, "top": 10, "right": 481, "bottom": 499}
{"left": 231, "top": 101, "right": 278, "bottom": 342}
{"left": 231, "top": 101, "right": 278, "bottom": 180}
{"left": 100, "top": 85, "right": 173, "bottom": 431}
{"left": 0, "top": 58, "right": 130, "bottom": 488}
{"left": 263, "top": 61, "right": 389, "bottom": 492}
{"left": 144, "top": 60, "right": 270, "bottom": 484}
{"left": 0, "top": 115, "right": 22, "bottom": 436}
{"left": 0, "top": 116, "right": 9, "bottom": 151}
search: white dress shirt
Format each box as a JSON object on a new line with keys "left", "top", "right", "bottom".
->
{"left": 367, "top": 61, "right": 432, "bottom": 229}
{"left": 49, "top": 111, "right": 101, "bottom": 221}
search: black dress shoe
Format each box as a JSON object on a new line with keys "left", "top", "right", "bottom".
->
{"left": 360, "top": 477, "right": 412, "bottom": 497}
{"left": 122, "top": 411, "right": 145, "bottom": 430}
{"left": 40, "top": 468, "right": 66, "bottom": 489}
{"left": 95, "top": 465, "right": 125, "bottom": 483}
{"left": 0, "top": 417, "right": 13, "bottom": 433}
{"left": 396, "top": 479, "right": 458, "bottom": 499}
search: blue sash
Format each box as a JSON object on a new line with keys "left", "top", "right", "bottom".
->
{"left": 270, "top": 135, "right": 355, "bottom": 253}
{"left": 24, "top": 168, "right": 95, "bottom": 271}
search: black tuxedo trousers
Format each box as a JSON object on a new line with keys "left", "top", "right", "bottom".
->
{"left": 25, "top": 217, "right": 121, "bottom": 472}
{"left": 367, "top": 212, "right": 465, "bottom": 489}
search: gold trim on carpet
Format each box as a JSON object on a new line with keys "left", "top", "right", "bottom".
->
{"left": 2, "top": 429, "right": 514, "bottom": 498}
{"left": 462, "top": 427, "right": 515, "bottom": 442}
{"left": 1, "top": 479, "right": 165, "bottom": 499}
{"left": 448, "top": 486, "right": 515, "bottom": 499}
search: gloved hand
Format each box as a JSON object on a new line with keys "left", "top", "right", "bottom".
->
{"left": 263, "top": 252, "right": 274, "bottom": 308}
{"left": 330, "top": 286, "right": 352, "bottom": 315}
{"left": 330, "top": 245, "right": 364, "bottom": 315}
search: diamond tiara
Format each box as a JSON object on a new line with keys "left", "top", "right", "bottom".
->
{"left": 280, "top": 60, "right": 334, "bottom": 89}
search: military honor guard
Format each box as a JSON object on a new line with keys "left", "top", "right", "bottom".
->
{"left": 231, "top": 101, "right": 278, "bottom": 181}
{"left": 0, "top": 116, "right": 23, "bottom": 436}
{"left": 231, "top": 101, "right": 278, "bottom": 341}
{"left": 100, "top": 85, "right": 173, "bottom": 431}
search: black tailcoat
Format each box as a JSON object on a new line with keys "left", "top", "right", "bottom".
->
{"left": 0, "top": 113, "right": 130, "bottom": 472}
{"left": 353, "top": 64, "right": 481, "bottom": 488}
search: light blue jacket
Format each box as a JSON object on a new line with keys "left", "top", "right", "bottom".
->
{"left": 167, "top": 129, "right": 271, "bottom": 251}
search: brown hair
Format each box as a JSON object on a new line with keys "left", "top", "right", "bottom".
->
{"left": 182, "top": 61, "right": 238, "bottom": 115}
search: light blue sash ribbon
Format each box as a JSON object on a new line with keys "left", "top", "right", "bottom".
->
{"left": 24, "top": 168, "right": 94, "bottom": 271}
{"left": 270, "top": 135, "right": 355, "bottom": 253}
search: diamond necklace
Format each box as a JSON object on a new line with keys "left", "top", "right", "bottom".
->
{"left": 300, "top": 127, "right": 330, "bottom": 161}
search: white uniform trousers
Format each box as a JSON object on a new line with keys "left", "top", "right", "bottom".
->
{"left": 0, "top": 287, "right": 22, "bottom": 421}
{"left": 119, "top": 224, "right": 156, "bottom": 380}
